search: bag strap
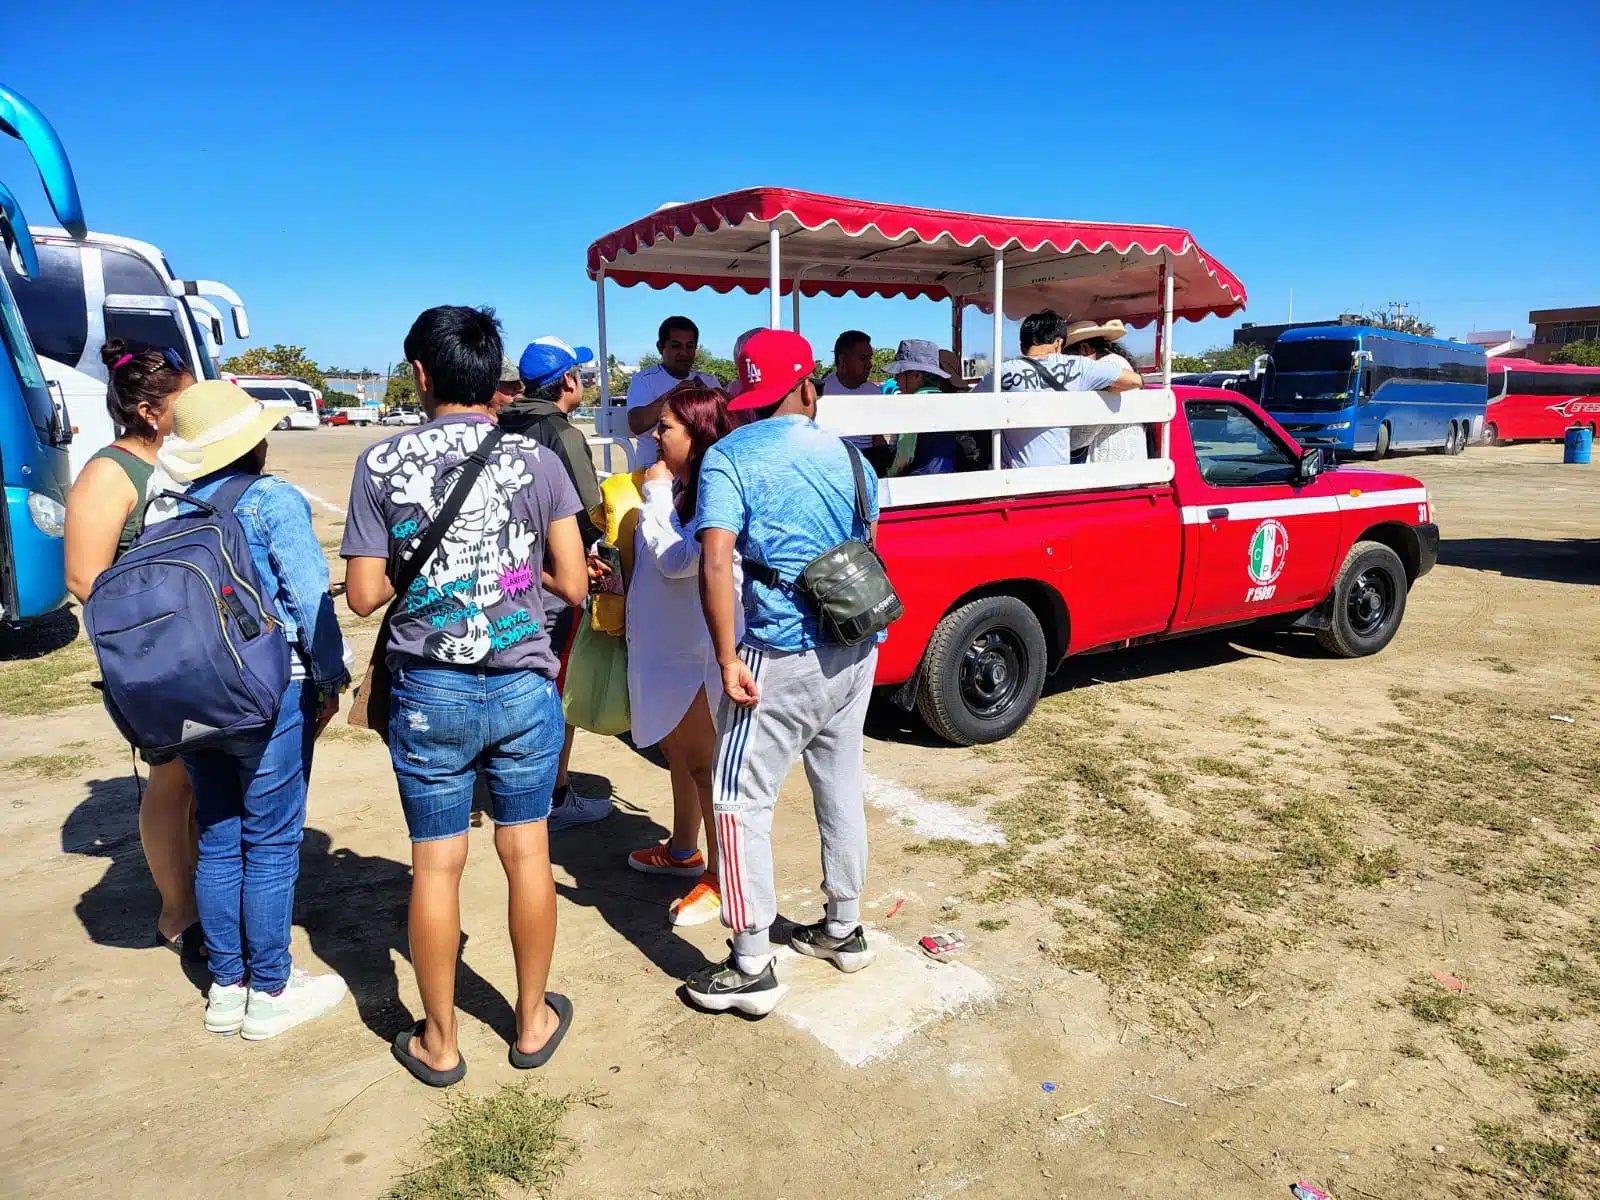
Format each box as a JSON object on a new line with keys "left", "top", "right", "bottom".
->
{"left": 1026, "top": 358, "right": 1067, "bottom": 391}
{"left": 139, "top": 472, "right": 266, "bottom": 525}
{"left": 390, "top": 425, "right": 506, "bottom": 599}
{"left": 841, "top": 440, "right": 876, "bottom": 549}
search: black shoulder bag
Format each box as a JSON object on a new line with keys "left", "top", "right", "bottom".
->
{"left": 744, "top": 441, "right": 904, "bottom": 647}
{"left": 349, "top": 426, "right": 506, "bottom": 737}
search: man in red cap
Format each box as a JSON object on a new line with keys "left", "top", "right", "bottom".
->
{"left": 685, "top": 328, "right": 882, "bottom": 1017}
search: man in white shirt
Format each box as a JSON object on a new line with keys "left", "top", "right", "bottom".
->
{"left": 626, "top": 316, "right": 720, "bottom": 465}
{"left": 980, "top": 310, "right": 1140, "bottom": 469}
{"left": 818, "top": 330, "right": 882, "bottom": 452}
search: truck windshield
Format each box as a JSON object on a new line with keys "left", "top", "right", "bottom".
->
{"left": 1269, "top": 339, "right": 1358, "bottom": 412}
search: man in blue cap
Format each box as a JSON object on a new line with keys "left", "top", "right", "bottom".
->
{"left": 506, "top": 336, "right": 612, "bottom": 831}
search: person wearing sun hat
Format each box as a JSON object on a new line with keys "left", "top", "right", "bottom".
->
{"left": 879, "top": 338, "right": 965, "bottom": 476}
{"left": 684, "top": 328, "right": 883, "bottom": 1018}
{"left": 1062, "top": 319, "right": 1148, "bottom": 463}
{"left": 156, "top": 379, "right": 351, "bottom": 1041}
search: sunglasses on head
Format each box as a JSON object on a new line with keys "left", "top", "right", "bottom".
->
{"left": 160, "top": 347, "right": 187, "bottom": 374}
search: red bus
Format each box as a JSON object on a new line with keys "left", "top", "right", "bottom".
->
{"left": 1485, "top": 357, "right": 1600, "bottom": 444}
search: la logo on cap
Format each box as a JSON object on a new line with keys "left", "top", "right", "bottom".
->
{"left": 745, "top": 361, "right": 762, "bottom": 383}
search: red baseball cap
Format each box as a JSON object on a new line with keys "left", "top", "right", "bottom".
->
{"left": 727, "top": 328, "right": 816, "bottom": 412}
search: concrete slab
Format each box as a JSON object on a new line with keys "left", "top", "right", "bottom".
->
{"left": 776, "top": 931, "right": 995, "bottom": 1067}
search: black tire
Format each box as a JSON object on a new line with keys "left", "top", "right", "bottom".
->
{"left": 1485, "top": 422, "right": 1500, "bottom": 447}
{"left": 274, "top": 417, "right": 290, "bottom": 431}
{"left": 1444, "top": 422, "right": 1459, "bottom": 455}
{"left": 916, "top": 595, "right": 1047, "bottom": 746}
{"left": 1315, "top": 540, "right": 1408, "bottom": 658}
{"left": 1373, "top": 422, "right": 1391, "bottom": 460}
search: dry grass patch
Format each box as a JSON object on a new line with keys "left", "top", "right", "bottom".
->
{"left": 7, "top": 751, "right": 95, "bottom": 779}
{"left": 0, "top": 640, "right": 97, "bottom": 717}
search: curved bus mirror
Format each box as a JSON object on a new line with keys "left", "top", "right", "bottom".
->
{"left": 0, "top": 180, "right": 40, "bottom": 278}
{"left": 172, "top": 279, "right": 250, "bottom": 339}
{"left": 0, "top": 84, "right": 87, "bottom": 239}
{"left": 1250, "top": 353, "right": 1271, "bottom": 381}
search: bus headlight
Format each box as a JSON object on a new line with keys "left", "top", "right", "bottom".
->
{"left": 27, "top": 492, "right": 66, "bottom": 537}
{"left": 1326, "top": 422, "right": 1351, "bottom": 430}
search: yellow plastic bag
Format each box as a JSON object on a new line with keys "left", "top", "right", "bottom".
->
{"left": 561, "top": 612, "right": 630, "bottom": 736}
{"left": 591, "top": 468, "right": 646, "bottom": 635}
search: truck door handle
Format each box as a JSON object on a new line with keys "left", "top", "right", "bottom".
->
{"left": 1207, "top": 507, "right": 1230, "bottom": 520}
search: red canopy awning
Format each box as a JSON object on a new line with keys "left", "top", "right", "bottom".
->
{"left": 587, "top": 187, "right": 1246, "bottom": 328}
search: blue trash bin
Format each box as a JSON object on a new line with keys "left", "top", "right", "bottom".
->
{"left": 1564, "top": 426, "right": 1592, "bottom": 464}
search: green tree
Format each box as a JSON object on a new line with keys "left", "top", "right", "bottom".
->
{"left": 1362, "top": 305, "right": 1436, "bottom": 337}
{"left": 1551, "top": 340, "right": 1600, "bottom": 367}
{"left": 220, "top": 344, "right": 328, "bottom": 390}
{"left": 384, "top": 368, "right": 417, "bottom": 410}
{"left": 1171, "top": 353, "right": 1210, "bottom": 373}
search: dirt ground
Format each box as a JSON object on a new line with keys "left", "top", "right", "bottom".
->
{"left": 1, "top": 430, "right": 1596, "bottom": 1200}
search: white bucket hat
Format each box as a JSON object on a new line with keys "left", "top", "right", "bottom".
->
{"left": 882, "top": 338, "right": 950, "bottom": 379}
{"left": 1064, "top": 319, "right": 1129, "bottom": 347}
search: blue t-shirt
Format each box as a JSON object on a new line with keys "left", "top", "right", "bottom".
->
{"left": 696, "top": 414, "right": 880, "bottom": 652}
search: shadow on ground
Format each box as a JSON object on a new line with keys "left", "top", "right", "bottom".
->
{"left": 0, "top": 608, "right": 80, "bottom": 660}
{"left": 1439, "top": 537, "right": 1599, "bottom": 585}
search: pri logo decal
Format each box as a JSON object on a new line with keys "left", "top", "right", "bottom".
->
{"left": 1247, "top": 519, "right": 1289, "bottom": 586}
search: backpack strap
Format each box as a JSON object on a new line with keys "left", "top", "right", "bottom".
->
{"left": 1025, "top": 358, "right": 1067, "bottom": 391}
{"left": 390, "top": 426, "right": 506, "bottom": 598}
{"left": 141, "top": 472, "right": 266, "bottom": 524}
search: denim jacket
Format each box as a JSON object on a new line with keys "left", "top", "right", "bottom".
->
{"left": 191, "top": 470, "right": 348, "bottom": 691}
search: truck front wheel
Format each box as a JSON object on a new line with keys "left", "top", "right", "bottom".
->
{"left": 1315, "top": 540, "right": 1408, "bottom": 658}
{"left": 916, "top": 595, "right": 1047, "bottom": 746}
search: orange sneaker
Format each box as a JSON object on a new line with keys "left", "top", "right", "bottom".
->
{"left": 669, "top": 873, "right": 722, "bottom": 927}
{"left": 627, "top": 842, "right": 705, "bottom": 878}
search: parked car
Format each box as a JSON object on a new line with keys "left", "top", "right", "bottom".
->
{"left": 322, "top": 411, "right": 349, "bottom": 426}
{"left": 380, "top": 410, "right": 422, "bottom": 426}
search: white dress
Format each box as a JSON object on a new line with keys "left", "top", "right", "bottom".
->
{"left": 625, "top": 479, "right": 744, "bottom": 748}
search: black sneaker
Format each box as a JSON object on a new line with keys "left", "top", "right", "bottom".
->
{"left": 685, "top": 946, "right": 787, "bottom": 1017}
{"left": 790, "top": 921, "right": 874, "bottom": 973}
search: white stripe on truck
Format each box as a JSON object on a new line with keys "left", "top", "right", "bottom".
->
{"left": 1180, "top": 487, "right": 1428, "bottom": 525}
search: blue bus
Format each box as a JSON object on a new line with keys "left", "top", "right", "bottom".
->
{"left": 1262, "top": 326, "right": 1488, "bottom": 459}
{"left": 0, "top": 86, "right": 78, "bottom": 624}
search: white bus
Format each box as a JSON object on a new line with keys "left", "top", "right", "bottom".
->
{"left": 228, "top": 375, "right": 321, "bottom": 430}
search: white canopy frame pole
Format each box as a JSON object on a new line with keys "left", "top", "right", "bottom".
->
{"left": 1160, "top": 252, "right": 1175, "bottom": 459}
{"left": 768, "top": 227, "right": 781, "bottom": 329}
{"left": 990, "top": 250, "right": 1004, "bottom": 464}
{"left": 595, "top": 268, "right": 615, "bottom": 473}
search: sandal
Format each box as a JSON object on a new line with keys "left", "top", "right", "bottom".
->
{"left": 161, "top": 922, "right": 205, "bottom": 961}
{"left": 391, "top": 1020, "right": 467, "bottom": 1088}
{"left": 509, "top": 993, "right": 573, "bottom": 1069}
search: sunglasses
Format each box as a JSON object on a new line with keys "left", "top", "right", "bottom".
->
{"left": 160, "top": 347, "right": 187, "bottom": 374}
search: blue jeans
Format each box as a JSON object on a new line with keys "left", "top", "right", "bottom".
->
{"left": 182, "top": 681, "right": 316, "bottom": 992}
{"left": 388, "top": 666, "right": 562, "bottom": 842}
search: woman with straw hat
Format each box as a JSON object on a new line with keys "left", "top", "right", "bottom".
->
{"left": 155, "top": 379, "right": 352, "bottom": 1040}
{"left": 1063, "top": 319, "right": 1149, "bottom": 464}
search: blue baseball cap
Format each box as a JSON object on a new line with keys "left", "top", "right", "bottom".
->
{"left": 518, "top": 336, "right": 594, "bottom": 387}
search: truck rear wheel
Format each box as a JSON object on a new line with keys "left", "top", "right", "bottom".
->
{"left": 1373, "top": 422, "right": 1391, "bottom": 460}
{"left": 916, "top": 595, "right": 1047, "bottom": 746}
{"left": 1315, "top": 540, "right": 1408, "bottom": 658}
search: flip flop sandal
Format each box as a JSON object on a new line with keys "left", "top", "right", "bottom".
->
{"left": 391, "top": 1020, "right": 467, "bottom": 1088}
{"left": 509, "top": 993, "right": 573, "bottom": 1070}
{"left": 161, "top": 922, "right": 205, "bottom": 961}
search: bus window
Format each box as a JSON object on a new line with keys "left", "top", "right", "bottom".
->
{"left": 0, "top": 273, "right": 59, "bottom": 440}
{"left": 103, "top": 307, "right": 196, "bottom": 375}
{"left": 100, "top": 246, "right": 168, "bottom": 297}
{"left": 1, "top": 241, "right": 88, "bottom": 367}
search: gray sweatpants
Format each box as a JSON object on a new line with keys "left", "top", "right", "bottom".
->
{"left": 711, "top": 641, "right": 878, "bottom": 962}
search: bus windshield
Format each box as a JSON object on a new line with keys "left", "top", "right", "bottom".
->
{"left": 1269, "top": 338, "right": 1358, "bottom": 411}
{"left": 0, "top": 271, "right": 56, "bottom": 441}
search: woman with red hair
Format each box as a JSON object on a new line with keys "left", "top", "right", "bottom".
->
{"left": 623, "top": 384, "right": 742, "bottom": 925}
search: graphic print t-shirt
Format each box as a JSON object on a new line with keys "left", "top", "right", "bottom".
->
{"left": 341, "top": 413, "right": 582, "bottom": 677}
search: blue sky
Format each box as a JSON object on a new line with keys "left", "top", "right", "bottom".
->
{"left": 3, "top": 1, "right": 1596, "bottom": 369}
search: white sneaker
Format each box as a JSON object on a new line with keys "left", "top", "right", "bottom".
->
{"left": 240, "top": 968, "right": 347, "bottom": 1041}
{"left": 547, "top": 782, "right": 613, "bottom": 832}
{"left": 205, "top": 981, "right": 247, "bottom": 1035}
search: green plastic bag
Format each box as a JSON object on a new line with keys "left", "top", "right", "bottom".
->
{"left": 562, "top": 611, "right": 631, "bottom": 736}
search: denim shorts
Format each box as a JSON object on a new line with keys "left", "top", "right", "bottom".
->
{"left": 388, "top": 665, "right": 563, "bottom": 842}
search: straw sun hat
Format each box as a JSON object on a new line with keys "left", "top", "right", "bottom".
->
{"left": 1064, "top": 319, "right": 1129, "bottom": 346}
{"left": 157, "top": 380, "right": 284, "bottom": 483}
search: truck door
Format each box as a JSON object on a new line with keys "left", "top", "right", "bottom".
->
{"left": 1181, "top": 397, "right": 1340, "bottom": 626}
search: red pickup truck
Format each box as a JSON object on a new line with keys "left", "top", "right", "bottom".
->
{"left": 876, "top": 386, "right": 1437, "bottom": 743}
{"left": 585, "top": 188, "right": 1438, "bottom": 744}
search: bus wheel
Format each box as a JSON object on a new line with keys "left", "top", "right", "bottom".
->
{"left": 1485, "top": 422, "right": 1500, "bottom": 447}
{"left": 1444, "top": 422, "right": 1459, "bottom": 455}
{"left": 917, "top": 595, "right": 1047, "bottom": 746}
{"left": 1373, "top": 423, "right": 1391, "bottom": 460}
{"left": 1315, "top": 540, "right": 1408, "bottom": 659}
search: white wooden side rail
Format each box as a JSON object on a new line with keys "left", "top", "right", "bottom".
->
{"left": 816, "top": 387, "right": 1176, "bottom": 509}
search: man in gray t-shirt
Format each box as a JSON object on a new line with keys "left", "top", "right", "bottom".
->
{"left": 342, "top": 413, "right": 582, "bottom": 677}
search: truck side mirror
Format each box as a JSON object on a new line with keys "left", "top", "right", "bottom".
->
{"left": 1297, "top": 446, "right": 1323, "bottom": 483}
{"left": 1250, "top": 354, "right": 1270, "bottom": 381}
